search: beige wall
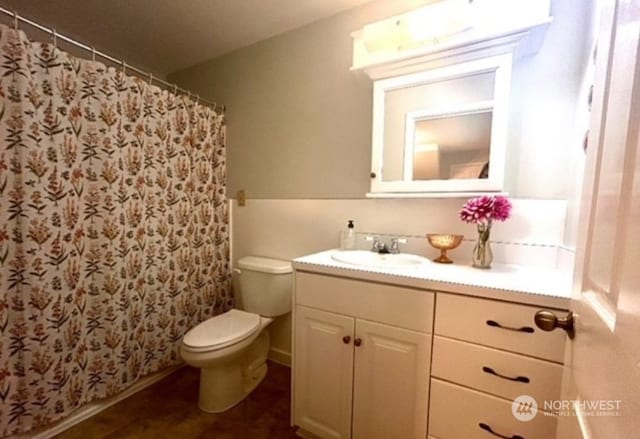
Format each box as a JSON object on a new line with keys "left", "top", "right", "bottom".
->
{"left": 170, "top": 0, "right": 593, "bottom": 200}
{"left": 170, "top": 0, "right": 433, "bottom": 199}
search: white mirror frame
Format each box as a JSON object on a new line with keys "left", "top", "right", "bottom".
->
{"left": 369, "top": 54, "right": 512, "bottom": 196}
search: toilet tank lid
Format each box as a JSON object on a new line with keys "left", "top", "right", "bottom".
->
{"left": 237, "top": 256, "right": 292, "bottom": 274}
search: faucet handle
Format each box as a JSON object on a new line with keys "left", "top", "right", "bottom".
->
{"left": 390, "top": 237, "right": 407, "bottom": 254}
{"left": 365, "top": 235, "right": 385, "bottom": 252}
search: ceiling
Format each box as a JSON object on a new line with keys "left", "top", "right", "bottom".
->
{"left": 0, "top": 0, "right": 376, "bottom": 77}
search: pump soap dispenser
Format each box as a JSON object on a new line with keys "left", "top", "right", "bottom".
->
{"left": 340, "top": 220, "right": 356, "bottom": 250}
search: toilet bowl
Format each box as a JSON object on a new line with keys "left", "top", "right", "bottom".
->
{"left": 180, "top": 256, "right": 292, "bottom": 413}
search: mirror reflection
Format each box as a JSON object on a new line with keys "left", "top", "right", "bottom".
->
{"left": 371, "top": 55, "right": 512, "bottom": 194}
{"left": 412, "top": 111, "right": 492, "bottom": 180}
{"left": 381, "top": 71, "right": 495, "bottom": 183}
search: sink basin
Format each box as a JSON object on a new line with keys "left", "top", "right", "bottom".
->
{"left": 331, "top": 250, "right": 428, "bottom": 269}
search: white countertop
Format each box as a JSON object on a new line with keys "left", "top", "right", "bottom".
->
{"left": 293, "top": 250, "right": 572, "bottom": 309}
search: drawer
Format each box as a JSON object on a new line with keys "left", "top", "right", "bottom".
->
{"left": 432, "top": 336, "right": 563, "bottom": 403}
{"left": 435, "top": 293, "right": 567, "bottom": 362}
{"left": 295, "top": 272, "right": 434, "bottom": 333}
{"left": 429, "top": 379, "right": 557, "bottom": 439}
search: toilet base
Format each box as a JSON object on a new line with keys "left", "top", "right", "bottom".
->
{"left": 197, "top": 329, "right": 270, "bottom": 413}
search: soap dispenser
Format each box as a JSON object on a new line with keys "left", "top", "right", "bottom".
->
{"left": 340, "top": 220, "right": 356, "bottom": 250}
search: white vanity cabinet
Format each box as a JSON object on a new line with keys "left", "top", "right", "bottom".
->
{"left": 292, "top": 272, "right": 434, "bottom": 439}
{"left": 291, "top": 256, "right": 571, "bottom": 439}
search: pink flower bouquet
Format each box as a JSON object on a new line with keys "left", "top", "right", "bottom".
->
{"left": 459, "top": 195, "right": 512, "bottom": 225}
{"left": 459, "top": 196, "right": 512, "bottom": 268}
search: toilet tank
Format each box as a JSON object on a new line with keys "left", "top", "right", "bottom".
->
{"left": 236, "top": 256, "right": 293, "bottom": 317}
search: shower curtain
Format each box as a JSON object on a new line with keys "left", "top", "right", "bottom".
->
{"left": 0, "top": 25, "right": 231, "bottom": 436}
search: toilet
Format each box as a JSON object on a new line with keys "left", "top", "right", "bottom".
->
{"left": 180, "top": 255, "right": 293, "bottom": 413}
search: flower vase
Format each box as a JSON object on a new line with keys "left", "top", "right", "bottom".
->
{"left": 472, "top": 222, "right": 493, "bottom": 269}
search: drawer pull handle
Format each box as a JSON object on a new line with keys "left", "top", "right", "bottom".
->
{"left": 486, "top": 320, "right": 535, "bottom": 333}
{"left": 482, "top": 366, "right": 530, "bottom": 383}
{"left": 478, "top": 422, "right": 524, "bottom": 439}
{"left": 354, "top": 338, "right": 362, "bottom": 347}
{"left": 342, "top": 336, "right": 351, "bottom": 344}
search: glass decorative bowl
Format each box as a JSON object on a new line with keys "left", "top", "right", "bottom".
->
{"left": 426, "top": 234, "right": 464, "bottom": 264}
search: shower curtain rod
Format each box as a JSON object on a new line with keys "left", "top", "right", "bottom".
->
{"left": 0, "top": 6, "right": 224, "bottom": 112}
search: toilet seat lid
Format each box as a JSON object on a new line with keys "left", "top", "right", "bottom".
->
{"left": 183, "top": 309, "right": 261, "bottom": 350}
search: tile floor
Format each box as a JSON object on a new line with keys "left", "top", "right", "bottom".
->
{"left": 55, "top": 361, "right": 298, "bottom": 439}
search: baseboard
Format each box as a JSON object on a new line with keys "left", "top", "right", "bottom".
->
{"left": 21, "top": 364, "right": 184, "bottom": 439}
{"left": 268, "top": 347, "right": 291, "bottom": 367}
{"left": 296, "top": 427, "right": 322, "bottom": 439}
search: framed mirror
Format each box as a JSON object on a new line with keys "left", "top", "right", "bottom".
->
{"left": 369, "top": 54, "right": 512, "bottom": 195}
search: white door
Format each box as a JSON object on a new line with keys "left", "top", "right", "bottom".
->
{"left": 293, "top": 306, "right": 355, "bottom": 439}
{"left": 352, "top": 319, "right": 430, "bottom": 439}
{"left": 555, "top": 1, "right": 640, "bottom": 437}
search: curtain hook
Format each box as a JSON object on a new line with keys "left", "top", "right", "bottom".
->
{"left": 121, "top": 60, "right": 126, "bottom": 75}
{"left": 52, "top": 28, "right": 57, "bottom": 48}
{"left": 13, "top": 11, "right": 18, "bottom": 30}
{"left": 148, "top": 72, "right": 153, "bottom": 86}
{"left": 91, "top": 46, "right": 96, "bottom": 62}
{"left": 173, "top": 84, "right": 177, "bottom": 95}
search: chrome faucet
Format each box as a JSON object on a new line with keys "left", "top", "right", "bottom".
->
{"left": 366, "top": 236, "right": 407, "bottom": 254}
{"left": 372, "top": 237, "right": 390, "bottom": 254}
{"left": 389, "top": 237, "right": 408, "bottom": 254}
{"left": 390, "top": 238, "right": 400, "bottom": 254}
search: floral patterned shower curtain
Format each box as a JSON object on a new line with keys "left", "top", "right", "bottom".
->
{"left": 0, "top": 25, "right": 231, "bottom": 436}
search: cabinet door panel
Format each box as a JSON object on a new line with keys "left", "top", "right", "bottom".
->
{"left": 352, "top": 319, "right": 431, "bottom": 439}
{"left": 294, "top": 306, "right": 354, "bottom": 439}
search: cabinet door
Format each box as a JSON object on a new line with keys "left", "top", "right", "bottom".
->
{"left": 352, "top": 319, "right": 431, "bottom": 439}
{"left": 293, "top": 306, "right": 355, "bottom": 439}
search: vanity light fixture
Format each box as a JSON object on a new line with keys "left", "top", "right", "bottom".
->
{"left": 361, "top": 0, "right": 473, "bottom": 53}
{"left": 351, "top": 0, "right": 552, "bottom": 78}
